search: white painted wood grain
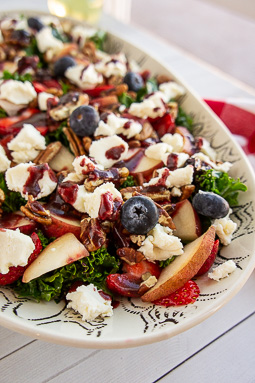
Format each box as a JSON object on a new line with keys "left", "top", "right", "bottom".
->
{"left": 159, "top": 313, "right": 255, "bottom": 383}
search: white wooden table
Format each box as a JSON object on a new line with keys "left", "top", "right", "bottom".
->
{"left": 1, "top": 3, "right": 255, "bottom": 382}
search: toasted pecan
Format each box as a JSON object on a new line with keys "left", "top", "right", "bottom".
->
{"left": 117, "top": 247, "right": 145, "bottom": 265}
{"left": 34, "top": 141, "right": 62, "bottom": 165}
{"left": 134, "top": 121, "right": 154, "bottom": 141}
{"left": 20, "top": 195, "right": 52, "bottom": 225}
{"left": 63, "top": 127, "right": 85, "bottom": 157}
{"left": 80, "top": 217, "right": 107, "bottom": 252}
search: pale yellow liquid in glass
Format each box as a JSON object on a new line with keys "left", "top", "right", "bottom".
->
{"left": 48, "top": 0, "right": 104, "bottom": 24}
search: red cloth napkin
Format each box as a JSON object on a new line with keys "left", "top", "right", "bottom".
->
{"left": 205, "top": 99, "right": 255, "bottom": 170}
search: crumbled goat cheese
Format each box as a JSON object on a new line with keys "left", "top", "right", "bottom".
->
{"left": 200, "top": 138, "right": 217, "bottom": 161}
{"left": 138, "top": 224, "right": 183, "bottom": 261}
{"left": 159, "top": 81, "right": 185, "bottom": 102}
{"left": 7, "top": 124, "right": 46, "bottom": 163}
{"left": 161, "top": 133, "right": 184, "bottom": 152}
{"left": 5, "top": 162, "right": 57, "bottom": 200}
{"left": 171, "top": 186, "right": 182, "bottom": 197}
{"left": 129, "top": 92, "right": 166, "bottom": 119}
{"left": 192, "top": 152, "right": 232, "bottom": 173}
{"left": 94, "top": 113, "right": 142, "bottom": 139}
{"left": 36, "top": 26, "right": 63, "bottom": 54}
{"left": 1, "top": 17, "right": 28, "bottom": 31}
{"left": 66, "top": 284, "right": 113, "bottom": 321}
{"left": 0, "top": 229, "right": 35, "bottom": 274}
{"left": 167, "top": 165, "right": 194, "bottom": 187}
{"left": 95, "top": 53, "right": 127, "bottom": 78}
{"left": 145, "top": 142, "right": 189, "bottom": 166}
{"left": 73, "top": 182, "right": 122, "bottom": 217}
{"left": 65, "top": 64, "right": 103, "bottom": 89}
{"left": 38, "top": 92, "right": 57, "bottom": 111}
{"left": 89, "top": 135, "right": 128, "bottom": 168}
{"left": 71, "top": 25, "right": 97, "bottom": 47}
{"left": 212, "top": 213, "right": 237, "bottom": 245}
{"left": 0, "top": 80, "right": 36, "bottom": 105}
{"left": 208, "top": 260, "right": 237, "bottom": 281}
{"left": 64, "top": 155, "right": 99, "bottom": 182}
{"left": 0, "top": 145, "right": 11, "bottom": 172}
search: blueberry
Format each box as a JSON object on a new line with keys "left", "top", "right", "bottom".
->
{"left": 27, "top": 17, "right": 44, "bottom": 31}
{"left": 120, "top": 196, "right": 159, "bottom": 235}
{"left": 69, "top": 105, "right": 99, "bottom": 137}
{"left": 192, "top": 191, "right": 229, "bottom": 219}
{"left": 53, "top": 56, "right": 76, "bottom": 77}
{"left": 123, "top": 72, "right": 144, "bottom": 92}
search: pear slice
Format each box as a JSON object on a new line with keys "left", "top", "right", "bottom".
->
{"left": 142, "top": 226, "right": 216, "bottom": 302}
{"left": 22, "top": 233, "right": 88, "bottom": 283}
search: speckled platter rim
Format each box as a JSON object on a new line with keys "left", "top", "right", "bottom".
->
{"left": 0, "top": 10, "right": 254, "bottom": 349}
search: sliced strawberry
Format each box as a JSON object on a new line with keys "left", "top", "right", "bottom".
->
{"left": 150, "top": 113, "right": 175, "bottom": 138}
{"left": 106, "top": 273, "right": 141, "bottom": 297}
{"left": 0, "top": 232, "right": 42, "bottom": 285}
{"left": 0, "top": 134, "right": 14, "bottom": 158}
{"left": 32, "top": 81, "right": 49, "bottom": 93}
{"left": 36, "top": 126, "right": 49, "bottom": 136}
{"left": 153, "top": 280, "right": 200, "bottom": 307}
{"left": 84, "top": 85, "right": 115, "bottom": 98}
{"left": 122, "top": 259, "right": 161, "bottom": 280}
{"left": 196, "top": 239, "right": 220, "bottom": 276}
{"left": 0, "top": 108, "right": 39, "bottom": 136}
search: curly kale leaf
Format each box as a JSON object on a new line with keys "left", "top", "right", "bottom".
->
{"left": 36, "top": 230, "right": 56, "bottom": 249}
{"left": 1, "top": 70, "right": 32, "bottom": 83}
{"left": 0, "top": 173, "right": 26, "bottom": 213}
{"left": 136, "top": 77, "right": 158, "bottom": 102}
{"left": 196, "top": 169, "right": 247, "bottom": 206}
{"left": 119, "top": 175, "right": 137, "bottom": 189}
{"left": 118, "top": 92, "right": 135, "bottom": 108}
{"left": 45, "top": 120, "right": 70, "bottom": 149}
{"left": 14, "top": 247, "right": 120, "bottom": 302}
{"left": 89, "top": 30, "right": 106, "bottom": 51}
{"left": 175, "top": 107, "right": 194, "bottom": 131}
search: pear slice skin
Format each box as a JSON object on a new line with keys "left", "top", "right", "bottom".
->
{"left": 141, "top": 226, "right": 216, "bottom": 302}
{"left": 22, "top": 233, "right": 88, "bottom": 283}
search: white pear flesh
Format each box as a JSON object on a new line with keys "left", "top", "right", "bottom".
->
{"left": 172, "top": 199, "right": 201, "bottom": 243}
{"left": 142, "top": 226, "right": 216, "bottom": 302}
{"left": 22, "top": 233, "right": 88, "bottom": 283}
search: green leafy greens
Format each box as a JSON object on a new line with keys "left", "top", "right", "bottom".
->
{"left": 45, "top": 120, "right": 70, "bottom": 149}
{"left": 175, "top": 106, "right": 194, "bottom": 131}
{"left": 36, "top": 230, "right": 56, "bottom": 249}
{"left": 14, "top": 247, "right": 120, "bottom": 302}
{"left": 0, "top": 173, "right": 26, "bottom": 213}
{"left": 89, "top": 30, "right": 106, "bottom": 51}
{"left": 119, "top": 175, "right": 137, "bottom": 189}
{"left": 196, "top": 169, "right": 247, "bottom": 206}
{"left": 159, "top": 256, "right": 176, "bottom": 268}
{"left": 118, "top": 92, "right": 135, "bottom": 108}
{"left": 1, "top": 70, "right": 32, "bottom": 83}
{"left": 0, "top": 108, "right": 7, "bottom": 118}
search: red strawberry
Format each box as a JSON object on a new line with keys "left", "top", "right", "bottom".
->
{"left": 150, "top": 113, "right": 175, "bottom": 138}
{"left": 0, "top": 108, "right": 39, "bottom": 136}
{"left": 196, "top": 239, "right": 219, "bottom": 276}
{"left": 106, "top": 273, "right": 141, "bottom": 297}
{"left": 0, "top": 232, "right": 42, "bottom": 285}
{"left": 122, "top": 260, "right": 161, "bottom": 280}
{"left": 32, "top": 81, "right": 49, "bottom": 93}
{"left": 153, "top": 280, "right": 200, "bottom": 307}
{"left": 84, "top": 85, "right": 115, "bottom": 97}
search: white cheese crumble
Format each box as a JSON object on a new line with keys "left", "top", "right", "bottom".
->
{"left": 0, "top": 145, "right": 11, "bottom": 172}
{"left": 71, "top": 25, "right": 97, "bottom": 47}
{"left": 73, "top": 182, "right": 122, "bottom": 217}
{"left": 65, "top": 155, "right": 98, "bottom": 182}
{"left": 5, "top": 162, "right": 57, "bottom": 200}
{"left": 0, "top": 229, "right": 35, "bottom": 274}
{"left": 129, "top": 92, "right": 166, "bottom": 119}
{"left": 212, "top": 213, "right": 237, "bottom": 245}
{"left": 192, "top": 152, "right": 232, "bottom": 173}
{"left": 0, "top": 80, "right": 37, "bottom": 105}
{"left": 89, "top": 135, "right": 128, "bottom": 168}
{"left": 147, "top": 165, "right": 193, "bottom": 188}
{"left": 36, "top": 26, "right": 63, "bottom": 54}
{"left": 94, "top": 113, "right": 142, "bottom": 139}
{"left": 66, "top": 284, "right": 113, "bottom": 321}
{"left": 1, "top": 17, "right": 28, "bottom": 31}
{"left": 7, "top": 124, "right": 46, "bottom": 164}
{"left": 161, "top": 133, "right": 184, "bottom": 152}
{"left": 38, "top": 92, "right": 57, "bottom": 111}
{"left": 200, "top": 138, "right": 217, "bottom": 161}
{"left": 208, "top": 260, "right": 236, "bottom": 281}
{"left": 145, "top": 142, "right": 189, "bottom": 166}
{"left": 138, "top": 224, "right": 183, "bottom": 262}
{"left": 95, "top": 53, "right": 127, "bottom": 78}
{"left": 159, "top": 81, "right": 185, "bottom": 102}
{"left": 65, "top": 64, "right": 103, "bottom": 89}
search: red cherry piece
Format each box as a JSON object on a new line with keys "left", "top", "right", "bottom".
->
{"left": 153, "top": 280, "right": 200, "bottom": 307}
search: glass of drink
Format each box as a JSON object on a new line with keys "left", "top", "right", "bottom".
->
{"left": 47, "top": 0, "right": 104, "bottom": 24}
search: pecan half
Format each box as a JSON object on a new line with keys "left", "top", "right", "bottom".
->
{"left": 168, "top": 101, "right": 178, "bottom": 120}
{"left": 156, "top": 74, "right": 172, "bottom": 84}
{"left": 154, "top": 201, "right": 176, "bottom": 230}
{"left": 82, "top": 41, "right": 97, "bottom": 62}
{"left": 80, "top": 217, "right": 107, "bottom": 252}
{"left": 135, "top": 121, "right": 154, "bottom": 141}
{"left": 82, "top": 136, "right": 92, "bottom": 154}
{"left": 180, "top": 185, "right": 195, "bottom": 201}
{"left": 20, "top": 195, "right": 52, "bottom": 225}
{"left": 130, "top": 234, "right": 146, "bottom": 247}
{"left": 117, "top": 247, "right": 145, "bottom": 265}
{"left": 63, "top": 127, "right": 85, "bottom": 157}
{"left": 121, "top": 186, "right": 171, "bottom": 202}
{"left": 84, "top": 178, "right": 104, "bottom": 192}
{"left": 34, "top": 141, "right": 62, "bottom": 165}
{"left": 138, "top": 275, "right": 158, "bottom": 295}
